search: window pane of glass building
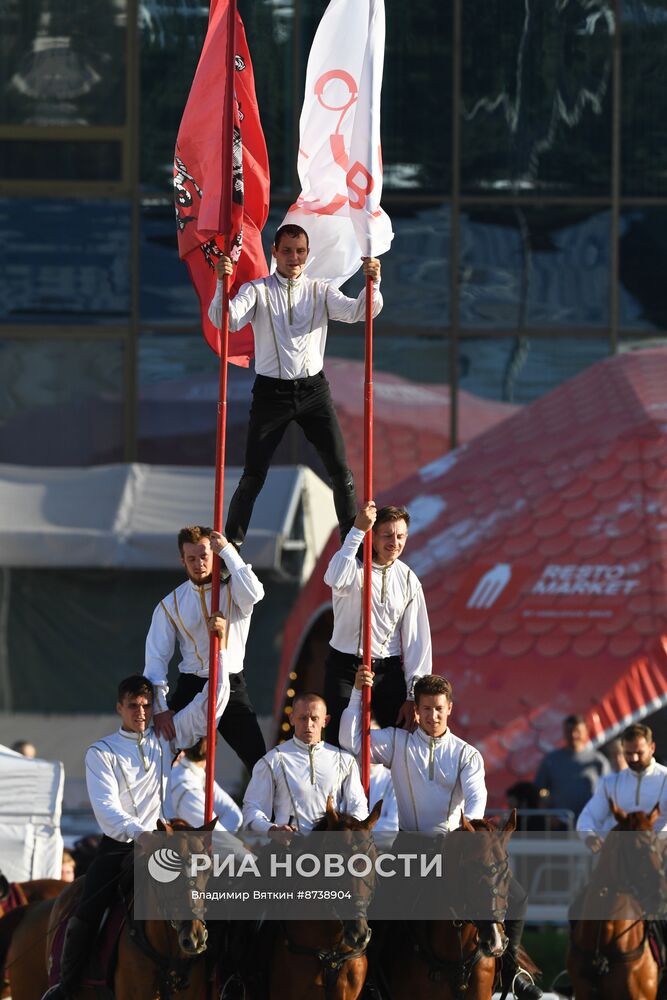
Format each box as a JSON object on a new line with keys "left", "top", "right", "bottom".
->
{"left": 459, "top": 207, "right": 611, "bottom": 329}
{"left": 460, "top": 1, "right": 613, "bottom": 195}
{"left": 0, "top": 340, "right": 124, "bottom": 465}
{"left": 621, "top": 2, "right": 667, "bottom": 197}
{"left": 619, "top": 208, "right": 667, "bottom": 331}
{"left": 0, "top": 0, "right": 126, "bottom": 127}
{"left": 458, "top": 335, "right": 610, "bottom": 404}
{"left": 0, "top": 198, "right": 131, "bottom": 324}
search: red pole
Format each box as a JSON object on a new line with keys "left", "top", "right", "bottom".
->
{"left": 361, "top": 272, "right": 374, "bottom": 798}
{"left": 205, "top": 0, "right": 237, "bottom": 824}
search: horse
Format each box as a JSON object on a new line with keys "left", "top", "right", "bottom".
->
{"left": 7, "top": 817, "right": 217, "bottom": 1000}
{"left": 263, "top": 795, "right": 382, "bottom": 1000}
{"left": 0, "top": 879, "right": 69, "bottom": 998}
{"left": 567, "top": 802, "right": 667, "bottom": 1000}
{"left": 377, "top": 810, "right": 521, "bottom": 1000}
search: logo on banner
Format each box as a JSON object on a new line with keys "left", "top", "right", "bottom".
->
{"left": 466, "top": 564, "right": 512, "bottom": 609}
{"left": 148, "top": 849, "right": 185, "bottom": 884}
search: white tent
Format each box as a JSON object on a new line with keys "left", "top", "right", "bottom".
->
{"left": 0, "top": 744, "right": 64, "bottom": 881}
{"left": 0, "top": 463, "right": 336, "bottom": 580}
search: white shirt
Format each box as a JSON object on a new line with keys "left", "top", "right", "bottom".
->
{"left": 242, "top": 736, "right": 368, "bottom": 834}
{"left": 340, "top": 688, "right": 487, "bottom": 833}
{"left": 576, "top": 760, "right": 667, "bottom": 836}
{"left": 208, "top": 272, "right": 382, "bottom": 380}
{"left": 85, "top": 660, "right": 230, "bottom": 842}
{"left": 324, "top": 526, "right": 432, "bottom": 697}
{"left": 369, "top": 763, "right": 399, "bottom": 834}
{"left": 166, "top": 757, "right": 242, "bottom": 833}
{"left": 144, "top": 543, "right": 264, "bottom": 712}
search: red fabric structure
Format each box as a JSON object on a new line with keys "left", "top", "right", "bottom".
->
{"left": 275, "top": 349, "right": 667, "bottom": 801}
{"left": 174, "top": 0, "right": 270, "bottom": 365}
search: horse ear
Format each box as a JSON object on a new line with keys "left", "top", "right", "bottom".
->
{"left": 610, "top": 799, "right": 627, "bottom": 823}
{"left": 460, "top": 815, "right": 475, "bottom": 832}
{"left": 365, "top": 799, "right": 383, "bottom": 829}
{"left": 199, "top": 817, "right": 218, "bottom": 832}
{"left": 157, "top": 818, "right": 170, "bottom": 833}
{"left": 648, "top": 802, "right": 660, "bottom": 826}
{"left": 503, "top": 808, "right": 517, "bottom": 835}
{"left": 326, "top": 795, "right": 339, "bottom": 827}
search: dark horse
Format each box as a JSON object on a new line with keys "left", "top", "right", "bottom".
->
{"left": 8, "top": 817, "right": 216, "bottom": 1000}
{"left": 567, "top": 802, "right": 667, "bottom": 1000}
{"left": 378, "top": 811, "right": 522, "bottom": 1000}
{"left": 265, "top": 795, "right": 382, "bottom": 1000}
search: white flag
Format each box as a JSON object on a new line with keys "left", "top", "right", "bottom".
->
{"left": 280, "top": 0, "right": 393, "bottom": 286}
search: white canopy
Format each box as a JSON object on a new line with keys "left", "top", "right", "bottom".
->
{"left": 0, "top": 463, "right": 336, "bottom": 581}
{"left": 0, "top": 744, "right": 64, "bottom": 881}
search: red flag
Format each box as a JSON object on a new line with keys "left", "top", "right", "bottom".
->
{"left": 174, "top": 0, "right": 270, "bottom": 366}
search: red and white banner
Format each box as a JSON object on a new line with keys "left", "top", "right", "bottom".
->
{"left": 174, "top": 0, "right": 270, "bottom": 365}
{"left": 282, "top": 0, "right": 393, "bottom": 285}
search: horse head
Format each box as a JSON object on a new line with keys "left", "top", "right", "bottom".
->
{"left": 151, "top": 816, "right": 217, "bottom": 956}
{"left": 603, "top": 800, "right": 667, "bottom": 914}
{"left": 315, "top": 796, "right": 383, "bottom": 952}
{"left": 455, "top": 809, "right": 517, "bottom": 958}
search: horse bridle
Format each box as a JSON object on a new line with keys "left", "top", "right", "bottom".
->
{"left": 282, "top": 920, "right": 372, "bottom": 1000}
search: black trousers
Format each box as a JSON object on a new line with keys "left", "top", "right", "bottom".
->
{"left": 76, "top": 835, "right": 133, "bottom": 926}
{"left": 225, "top": 372, "right": 357, "bottom": 547}
{"left": 169, "top": 670, "right": 266, "bottom": 774}
{"left": 323, "top": 647, "right": 407, "bottom": 748}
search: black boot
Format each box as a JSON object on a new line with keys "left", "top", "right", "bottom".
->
{"left": 41, "top": 915, "right": 96, "bottom": 999}
{"left": 502, "top": 920, "right": 542, "bottom": 1000}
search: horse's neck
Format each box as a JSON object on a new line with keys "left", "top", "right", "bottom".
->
{"left": 428, "top": 921, "right": 479, "bottom": 962}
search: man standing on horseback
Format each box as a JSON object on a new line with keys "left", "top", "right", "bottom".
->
{"left": 340, "top": 669, "right": 543, "bottom": 1000}
{"left": 577, "top": 723, "right": 667, "bottom": 851}
{"left": 145, "top": 524, "right": 266, "bottom": 774}
{"left": 243, "top": 692, "right": 368, "bottom": 833}
{"left": 323, "top": 500, "right": 432, "bottom": 744}
{"left": 42, "top": 666, "right": 229, "bottom": 1000}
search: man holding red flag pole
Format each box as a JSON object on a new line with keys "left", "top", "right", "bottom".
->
{"left": 173, "top": 0, "right": 270, "bottom": 821}
{"left": 259, "top": 0, "right": 394, "bottom": 797}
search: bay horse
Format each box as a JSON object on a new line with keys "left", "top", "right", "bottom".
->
{"left": 567, "top": 802, "right": 667, "bottom": 1000}
{"left": 0, "top": 879, "right": 68, "bottom": 999}
{"left": 265, "top": 796, "right": 383, "bottom": 1000}
{"left": 7, "top": 817, "right": 217, "bottom": 1000}
{"left": 377, "top": 810, "right": 521, "bottom": 1000}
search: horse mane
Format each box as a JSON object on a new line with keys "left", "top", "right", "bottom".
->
{"left": 467, "top": 817, "right": 496, "bottom": 832}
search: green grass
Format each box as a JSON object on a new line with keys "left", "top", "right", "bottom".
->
{"left": 523, "top": 926, "right": 570, "bottom": 991}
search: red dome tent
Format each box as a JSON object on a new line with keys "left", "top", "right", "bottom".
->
{"left": 275, "top": 349, "right": 667, "bottom": 802}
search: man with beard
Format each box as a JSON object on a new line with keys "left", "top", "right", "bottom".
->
{"left": 577, "top": 723, "right": 667, "bottom": 850}
{"left": 144, "top": 525, "right": 265, "bottom": 773}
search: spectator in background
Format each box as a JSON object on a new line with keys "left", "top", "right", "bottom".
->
{"left": 12, "top": 740, "right": 36, "bottom": 758}
{"left": 534, "top": 715, "right": 610, "bottom": 823}
{"left": 61, "top": 849, "right": 76, "bottom": 882}
{"left": 603, "top": 737, "right": 628, "bottom": 773}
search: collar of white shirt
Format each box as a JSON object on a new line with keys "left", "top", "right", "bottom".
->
{"left": 292, "top": 736, "right": 324, "bottom": 753}
{"left": 273, "top": 271, "right": 305, "bottom": 289}
{"left": 117, "top": 727, "right": 151, "bottom": 743}
{"left": 415, "top": 727, "right": 450, "bottom": 748}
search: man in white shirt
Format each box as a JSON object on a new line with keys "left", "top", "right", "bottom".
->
{"left": 340, "top": 669, "right": 542, "bottom": 1000}
{"left": 242, "top": 692, "right": 367, "bottom": 834}
{"left": 577, "top": 723, "right": 667, "bottom": 851}
{"left": 43, "top": 668, "right": 228, "bottom": 1000}
{"left": 167, "top": 737, "right": 242, "bottom": 833}
{"left": 145, "top": 524, "right": 265, "bottom": 773}
{"left": 323, "top": 501, "right": 432, "bottom": 744}
{"left": 209, "top": 224, "right": 382, "bottom": 547}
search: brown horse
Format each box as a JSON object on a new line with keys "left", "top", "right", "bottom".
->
{"left": 567, "top": 802, "right": 667, "bottom": 1000}
{"left": 267, "top": 796, "right": 382, "bottom": 1000}
{"left": 378, "top": 811, "right": 519, "bottom": 1000}
{"left": 0, "top": 879, "right": 69, "bottom": 999}
{"left": 7, "top": 817, "right": 216, "bottom": 1000}
{"left": 4, "top": 898, "right": 56, "bottom": 999}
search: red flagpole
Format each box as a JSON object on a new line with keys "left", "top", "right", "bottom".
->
{"left": 205, "top": 0, "right": 237, "bottom": 824}
{"left": 361, "top": 271, "right": 374, "bottom": 798}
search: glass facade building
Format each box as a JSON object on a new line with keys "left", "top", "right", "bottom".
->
{"left": 3, "top": 0, "right": 665, "bottom": 468}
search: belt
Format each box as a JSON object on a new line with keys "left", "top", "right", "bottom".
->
{"left": 255, "top": 371, "right": 324, "bottom": 388}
